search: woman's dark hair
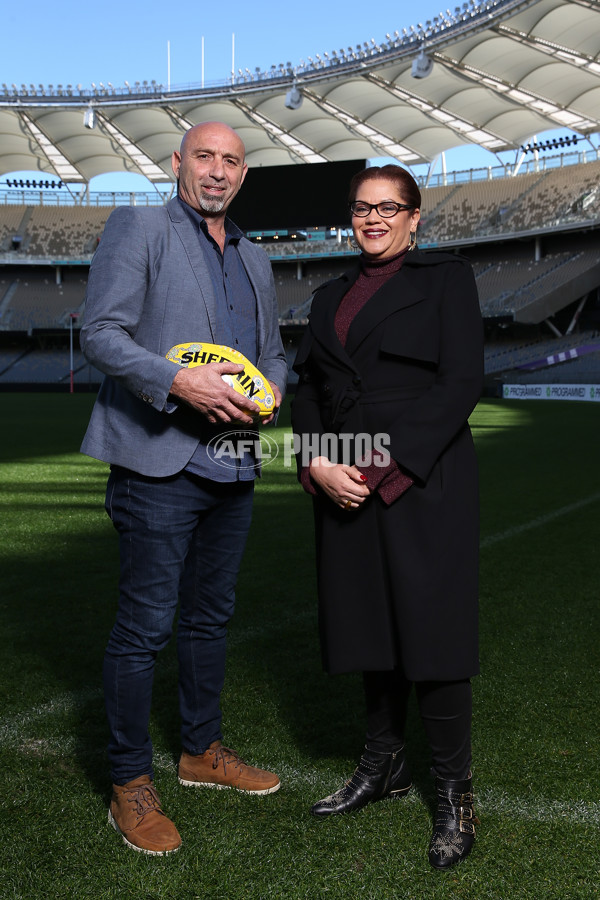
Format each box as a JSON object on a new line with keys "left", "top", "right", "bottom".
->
{"left": 348, "top": 165, "right": 422, "bottom": 209}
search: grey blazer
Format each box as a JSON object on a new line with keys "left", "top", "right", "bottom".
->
{"left": 80, "top": 198, "right": 287, "bottom": 477}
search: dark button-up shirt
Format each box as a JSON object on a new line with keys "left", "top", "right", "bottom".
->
{"left": 178, "top": 198, "right": 259, "bottom": 482}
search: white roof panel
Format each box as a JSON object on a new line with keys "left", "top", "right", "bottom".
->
{"left": 0, "top": 0, "right": 598, "bottom": 181}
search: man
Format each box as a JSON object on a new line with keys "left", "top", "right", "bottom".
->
{"left": 80, "top": 122, "right": 287, "bottom": 856}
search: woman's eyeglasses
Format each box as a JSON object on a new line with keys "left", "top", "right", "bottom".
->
{"left": 349, "top": 201, "right": 413, "bottom": 218}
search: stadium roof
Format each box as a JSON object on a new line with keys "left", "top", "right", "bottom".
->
{"left": 1, "top": 0, "right": 599, "bottom": 184}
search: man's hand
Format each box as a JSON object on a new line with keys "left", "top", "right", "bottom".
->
{"left": 170, "top": 362, "right": 261, "bottom": 424}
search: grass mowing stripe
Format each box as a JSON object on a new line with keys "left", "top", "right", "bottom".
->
{"left": 481, "top": 490, "right": 600, "bottom": 548}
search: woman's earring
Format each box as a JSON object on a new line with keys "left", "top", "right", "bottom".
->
{"left": 346, "top": 234, "right": 358, "bottom": 250}
{"left": 407, "top": 231, "right": 417, "bottom": 251}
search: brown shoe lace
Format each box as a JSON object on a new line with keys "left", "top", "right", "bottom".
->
{"left": 210, "top": 744, "right": 245, "bottom": 774}
{"left": 125, "top": 783, "right": 166, "bottom": 819}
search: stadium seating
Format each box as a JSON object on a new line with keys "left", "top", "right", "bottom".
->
{"left": 1, "top": 156, "right": 599, "bottom": 387}
{"left": 0, "top": 268, "right": 86, "bottom": 330}
{"left": 0, "top": 205, "right": 28, "bottom": 252}
{"left": 25, "top": 206, "right": 109, "bottom": 258}
{"left": 418, "top": 159, "right": 600, "bottom": 243}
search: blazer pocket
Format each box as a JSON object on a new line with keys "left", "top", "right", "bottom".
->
{"left": 379, "top": 303, "right": 440, "bottom": 365}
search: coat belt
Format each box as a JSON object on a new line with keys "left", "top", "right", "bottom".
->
{"left": 329, "top": 384, "right": 425, "bottom": 428}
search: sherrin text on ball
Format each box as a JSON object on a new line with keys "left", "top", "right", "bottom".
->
{"left": 166, "top": 342, "right": 276, "bottom": 418}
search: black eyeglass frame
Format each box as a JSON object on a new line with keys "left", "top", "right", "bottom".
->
{"left": 349, "top": 201, "right": 414, "bottom": 218}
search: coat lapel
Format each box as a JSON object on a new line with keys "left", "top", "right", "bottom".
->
{"left": 308, "top": 263, "right": 361, "bottom": 373}
{"left": 344, "top": 253, "right": 427, "bottom": 357}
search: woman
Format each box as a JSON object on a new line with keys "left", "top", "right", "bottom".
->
{"left": 291, "top": 165, "right": 483, "bottom": 869}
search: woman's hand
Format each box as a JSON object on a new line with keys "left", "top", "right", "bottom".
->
{"left": 309, "top": 457, "right": 371, "bottom": 511}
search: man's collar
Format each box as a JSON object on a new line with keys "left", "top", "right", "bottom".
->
{"left": 176, "top": 196, "right": 243, "bottom": 241}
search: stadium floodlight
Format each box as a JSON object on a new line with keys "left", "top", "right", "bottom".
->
{"left": 520, "top": 133, "right": 580, "bottom": 154}
{"left": 411, "top": 48, "right": 434, "bottom": 78}
{"left": 284, "top": 85, "right": 303, "bottom": 110}
{"left": 83, "top": 105, "right": 96, "bottom": 129}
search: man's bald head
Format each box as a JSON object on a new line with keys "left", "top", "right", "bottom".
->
{"left": 172, "top": 122, "right": 248, "bottom": 217}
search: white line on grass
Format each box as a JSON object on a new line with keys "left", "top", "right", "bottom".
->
{"left": 480, "top": 491, "right": 600, "bottom": 549}
{"left": 0, "top": 688, "right": 100, "bottom": 747}
{"left": 3, "top": 698, "right": 599, "bottom": 825}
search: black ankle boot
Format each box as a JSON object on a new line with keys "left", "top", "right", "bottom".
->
{"left": 311, "top": 745, "right": 411, "bottom": 817}
{"left": 428, "top": 772, "right": 479, "bottom": 869}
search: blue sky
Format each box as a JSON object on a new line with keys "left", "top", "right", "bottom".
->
{"left": 1, "top": 0, "right": 578, "bottom": 190}
{"left": 4, "top": 0, "right": 467, "bottom": 90}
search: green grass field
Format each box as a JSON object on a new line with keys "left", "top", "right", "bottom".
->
{"left": 0, "top": 393, "right": 598, "bottom": 899}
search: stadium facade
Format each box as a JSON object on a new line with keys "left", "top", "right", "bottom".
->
{"left": 0, "top": 0, "right": 599, "bottom": 391}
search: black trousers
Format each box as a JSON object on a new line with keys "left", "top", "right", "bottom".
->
{"left": 363, "top": 669, "right": 472, "bottom": 780}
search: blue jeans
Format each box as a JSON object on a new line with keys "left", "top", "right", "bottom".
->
{"left": 104, "top": 466, "right": 254, "bottom": 785}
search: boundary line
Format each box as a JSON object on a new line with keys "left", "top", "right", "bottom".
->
{"left": 480, "top": 491, "right": 600, "bottom": 549}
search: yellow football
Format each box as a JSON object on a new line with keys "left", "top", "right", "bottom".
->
{"left": 166, "top": 342, "right": 276, "bottom": 418}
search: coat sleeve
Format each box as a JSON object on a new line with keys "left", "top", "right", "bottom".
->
{"left": 290, "top": 325, "right": 327, "bottom": 437}
{"left": 80, "top": 207, "right": 179, "bottom": 412}
{"left": 290, "top": 324, "right": 329, "bottom": 483}
{"left": 385, "top": 259, "right": 483, "bottom": 484}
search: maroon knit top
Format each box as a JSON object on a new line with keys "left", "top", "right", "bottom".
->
{"left": 334, "top": 248, "right": 409, "bottom": 346}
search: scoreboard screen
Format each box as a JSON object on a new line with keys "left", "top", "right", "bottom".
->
{"left": 230, "top": 159, "right": 367, "bottom": 231}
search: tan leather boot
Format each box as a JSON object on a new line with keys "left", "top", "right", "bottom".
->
{"left": 178, "top": 741, "right": 280, "bottom": 794}
{"left": 109, "top": 775, "right": 182, "bottom": 855}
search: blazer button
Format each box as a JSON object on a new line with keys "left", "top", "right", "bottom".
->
{"left": 352, "top": 376, "right": 362, "bottom": 386}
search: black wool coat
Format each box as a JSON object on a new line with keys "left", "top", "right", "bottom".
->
{"left": 291, "top": 249, "right": 484, "bottom": 680}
